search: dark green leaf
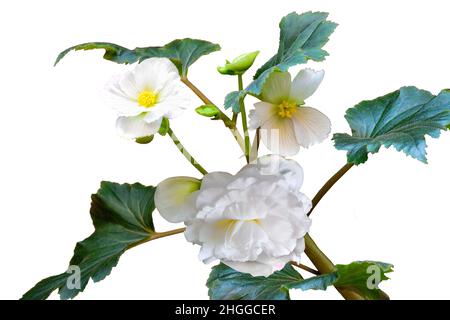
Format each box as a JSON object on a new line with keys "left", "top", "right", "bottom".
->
{"left": 55, "top": 38, "right": 221, "bottom": 76}
{"left": 333, "top": 87, "right": 450, "bottom": 165}
{"left": 254, "top": 11, "right": 337, "bottom": 80}
{"left": 335, "top": 261, "right": 393, "bottom": 300}
{"left": 207, "top": 263, "right": 337, "bottom": 300}
{"left": 22, "top": 182, "right": 156, "bottom": 300}
{"left": 207, "top": 260, "right": 393, "bottom": 300}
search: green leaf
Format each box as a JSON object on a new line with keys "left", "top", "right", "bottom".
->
{"left": 207, "top": 260, "right": 392, "bottom": 300}
{"left": 207, "top": 263, "right": 337, "bottom": 300}
{"left": 224, "top": 11, "right": 336, "bottom": 111}
{"left": 335, "top": 261, "right": 393, "bottom": 300}
{"left": 224, "top": 90, "right": 246, "bottom": 113}
{"left": 333, "top": 87, "right": 450, "bottom": 165}
{"left": 55, "top": 38, "right": 221, "bottom": 76}
{"left": 22, "top": 182, "right": 156, "bottom": 300}
{"left": 196, "top": 104, "right": 220, "bottom": 117}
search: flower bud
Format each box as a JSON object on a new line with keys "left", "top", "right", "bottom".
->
{"left": 158, "top": 118, "right": 170, "bottom": 136}
{"left": 195, "top": 104, "right": 220, "bottom": 117}
{"left": 135, "top": 135, "right": 154, "bottom": 144}
{"left": 217, "top": 51, "right": 259, "bottom": 75}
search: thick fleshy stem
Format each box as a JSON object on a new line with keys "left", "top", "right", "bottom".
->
{"left": 167, "top": 127, "right": 208, "bottom": 175}
{"left": 304, "top": 234, "right": 366, "bottom": 300}
{"left": 304, "top": 163, "right": 389, "bottom": 300}
{"left": 181, "top": 77, "right": 245, "bottom": 153}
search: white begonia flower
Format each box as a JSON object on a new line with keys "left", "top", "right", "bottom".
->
{"left": 155, "top": 155, "right": 312, "bottom": 277}
{"left": 107, "top": 57, "right": 192, "bottom": 139}
{"left": 249, "top": 69, "right": 331, "bottom": 156}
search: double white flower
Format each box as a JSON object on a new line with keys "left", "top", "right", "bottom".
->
{"left": 250, "top": 69, "right": 331, "bottom": 156}
{"left": 155, "top": 155, "right": 312, "bottom": 277}
{"left": 107, "top": 57, "right": 192, "bottom": 139}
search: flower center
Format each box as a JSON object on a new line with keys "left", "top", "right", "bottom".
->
{"left": 137, "top": 90, "right": 158, "bottom": 108}
{"left": 277, "top": 100, "right": 298, "bottom": 118}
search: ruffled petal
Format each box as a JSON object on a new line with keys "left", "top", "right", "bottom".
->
{"left": 222, "top": 260, "right": 275, "bottom": 277}
{"left": 290, "top": 69, "right": 324, "bottom": 104}
{"left": 201, "top": 172, "right": 234, "bottom": 189}
{"left": 292, "top": 106, "right": 331, "bottom": 148}
{"left": 255, "top": 154, "right": 304, "bottom": 191}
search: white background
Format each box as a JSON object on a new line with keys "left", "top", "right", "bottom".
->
{"left": 1, "top": 0, "right": 449, "bottom": 300}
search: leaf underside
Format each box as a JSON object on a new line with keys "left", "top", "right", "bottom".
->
{"left": 55, "top": 38, "right": 221, "bottom": 77}
{"left": 333, "top": 87, "right": 450, "bottom": 165}
{"left": 21, "top": 182, "right": 156, "bottom": 300}
{"left": 225, "top": 11, "right": 337, "bottom": 112}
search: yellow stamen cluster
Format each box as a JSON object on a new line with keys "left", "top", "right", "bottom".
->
{"left": 277, "top": 100, "right": 298, "bottom": 118}
{"left": 137, "top": 90, "right": 158, "bottom": 108}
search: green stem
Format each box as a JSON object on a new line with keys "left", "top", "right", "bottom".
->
{"left": 232, "top": 112, "right": 238, "bottom": 125}
{"left": 181, "top": 77, "right": 245, "bottom": 152}
{"left": 167, "top": 127, "right": 208, "bottom": 175}
{"left": 238, "top": 74, "right": 250, "bottom": 163}
{"left": 304, "top": 234, "right": 365, "bottom": 300}
{"left": 308, "top": 163, "right": 354, "bottom": 216}
{"left": 127, "top": 227, "right": 185, "bottom": 250}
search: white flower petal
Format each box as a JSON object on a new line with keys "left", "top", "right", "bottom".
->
{"left": 256, "top": 154, "right": 304, "bottom": 191}
{"left": 292, "top": 106, "right": 331, "bottom": 148}
{"left": 155, "top": 176, "right": 201, "bottom": 223}
{"left": 116, "top": 115, "right": 162, "bottom": 139}
{"left": 201, "top": 172, "right": 234, "bottom": 189}
{"left": 106, "top": 76, "right": 145, "bottom": 117}
{"left": 134, "top": 57, "right": 179, "bottom": 92}
{"left": 119, "top": 70, "right": 141, "bottom": 98}
{"left": 290, "top": 69, "right": 324, "bottom": 104}
{"left": 223, "top": 260, "right": 275, "bottom": 277}
{"left": 261, "top": 71, "right": 291, "bottom": 104}
{"left": 180, "top": 155, "right": 312, "bottom": 277}
{"left": 249, "top": 102, "right": 277, "bottom": 129}
{"left": 260, "top": 117, "right": 300, "bottom": 156}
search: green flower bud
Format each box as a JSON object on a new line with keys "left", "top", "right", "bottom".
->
{"left": 195, "top": 104, "right": 220, "bottom": 117}
{"left": 158, "top": 118, "right": 170, "bottom": 136}
{"left": 217, "top": 51, "right": 259, "bottom": 75}
{"left": 135, "top": 135, "right": 154, "bottom": 144}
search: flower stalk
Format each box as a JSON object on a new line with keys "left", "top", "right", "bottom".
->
{"left": 238, "top": 74, "right": 251, "bottom": 163}
{"left": 167, "top": 127, "right": 208, "bottom": 175}
{"left": 181, "top": 77, "right": 245, "bottom": 152}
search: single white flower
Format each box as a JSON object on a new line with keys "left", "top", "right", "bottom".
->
{"left": 249, "top": 69, "right": 331, "bottom": 156}
{"left": 155, "top": 155, "right": 312, "bottom": 277}
{"left": 107, "top": 57, "right": 192, "bottom": 139}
